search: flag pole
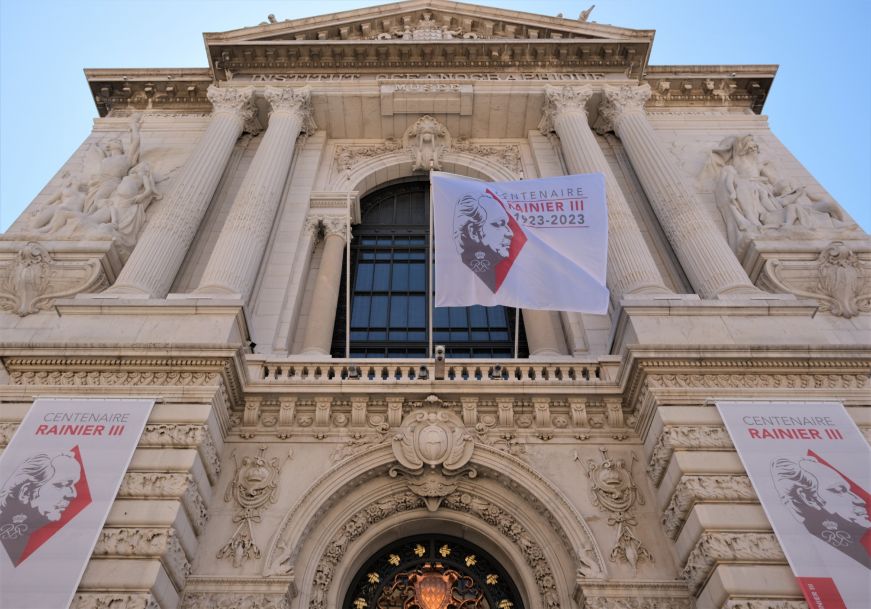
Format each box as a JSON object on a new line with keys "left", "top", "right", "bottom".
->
{"left": 514, "top": 167, "right": 525, "bottom": 360}
{"left": 345, "top": 185, "right": 352, "bottom": 359}
{"left": 428, "top": 160, "right": 434, "bottom": 359}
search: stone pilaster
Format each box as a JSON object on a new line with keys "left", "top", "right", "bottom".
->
{"left": 540, "top": 85, "right": 672, "bottom": 301}
{"left": 522, "top": 309, "right": 567, "bottom": 357}
{"left": 300, "top": 216, "right": 349, "bottom": 356}
{"left": 105, "top": 86, "right": 256, "bottom": 297}
{"left": 599, "top": 84, "right": 758, "bottom": 298}
{"left": 193, "top": 87, "right": 315, "bottom": 298}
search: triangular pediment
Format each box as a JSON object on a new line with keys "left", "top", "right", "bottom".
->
{"left": 205, "top": 0, "right": 652, "bottom": 44}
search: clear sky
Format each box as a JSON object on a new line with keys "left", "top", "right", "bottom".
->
{"left": 1, "top": 0, "right": 869, "bottom": 232}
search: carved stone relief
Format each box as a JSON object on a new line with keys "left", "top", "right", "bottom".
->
{"left": 11, "top": 114, "right": 168, "bottom": 262}
{"left": 93, "top": 527, "right": 190, "bottom": 588}
{"left": 583, "top": 598, "right": 692, "bottom": 609}
{"left": 71, "top": 593, "right": 159, "bottom": 609}
{"left": 647, "top": 426, "right": 733, "bottom": 487}
{"left": 682, "top": 532, "right": 784, "bottom": 595}
{"left": 0, "top": 242, "right": 105, "bottom": 315}
{"left": 389, "top": 408, "right": 477, "bottom": 510}
{"left": 217, "top": 448, "right": 291, "bottom": 567}
{"left": 305, "top": 489, "right": 563, "bottom": 609}
{"left": 761, "top": 241, "right": 870, "bottom": 318}
{"left": 662, "top": 475, "right": 756, "bottom": 540}
{"left": 334, "top": 129, "right": 522, "bottom": 179}
{"left": 182, "top": 592, "right": 289, "bottom": 609}
{"left": 404, "top": 115, "right": 451, "bottom": 171}
{"left": 699, "top": 135, "right": 860, "bottom": 252}
{"left": 582, "top": 448, "right": 652, "bottom": 571}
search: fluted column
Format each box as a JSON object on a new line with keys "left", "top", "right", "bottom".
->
{"left": 193, "top": 86, "right": 315, "bottom": 298}
{"left": 540, "top": 86, "right": 672, "bottom": 301}
{"left": 300, "top": 217, "right": 348, "bottom": 356}
{"left": 105, "top": 86, "right": 256, "bottom": 297}
{"left": 600, "top": 84, "right": 757, "bottom": 298}
{"left": 522, "top": 310, "right": 567, "bottom": 357}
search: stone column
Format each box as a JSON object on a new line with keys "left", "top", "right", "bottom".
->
{"left": 105, "top": 86, "right": 256, "bottom": 297}
{"left": 599, "top": 84, "right": 758, "bottom": 298}
{"left": 193, "top": 86, "right": 315, "bottom": 298}
{"left": 540, "top": 86, "right": 672, "bottom": 301}
{"left": 300, "top": 216, "right": 348, "bottom": 356}
{"left": 522, "top": 309, "right": 567, "bottom": 357}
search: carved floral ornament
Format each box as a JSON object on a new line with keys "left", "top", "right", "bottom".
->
{"left": 334, "top": 116, "right": 522, "bottom": 177}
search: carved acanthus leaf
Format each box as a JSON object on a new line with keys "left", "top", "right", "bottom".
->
{"left": 335, "top": 140, "right": 402, "bottom": 173}
{"left": 597, "top": 84, "right": 651, "bottom": 132}
{"left": 662, "top": 475, "right": 756, "bottom": 540}
{"left": 452, "top": 139, "right": 522, "bottom": 176}
{"left": 539, "top": 85, "right": 594, "bottom": 134}
{"left": 94, "top": 527, "right": 190, "bottom": 587}
{"left": 647, "top": 426, "right": 732, "bottom": 487}
{"left": 682, "top": 532, "right": 784, "bottom": 594}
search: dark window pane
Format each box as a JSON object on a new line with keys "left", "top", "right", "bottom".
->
{"left": 392, "top": 263, "right": 408, "bottom": 291}
{"left": 372, "top": 264, "right": 390, "bottom": 291}
{"left": 390, "top": 295, "right": 408, "bottom": 327}
{"left": 355, "top": 263, "right": 374, "bottom": 291}
{"left": 408, "top": 295, "right": 426, "bottom": 328}
{"left": 370, "top": 296, "right": 387, "bottom": 326}
{"left": 350, "top": 296, "right": 370, "bottom": 327}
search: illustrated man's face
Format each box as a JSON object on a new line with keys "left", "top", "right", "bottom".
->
{"left": 811, "top": 465, "right": 871, "bottom": 528}
{"left": 28, "top": 456, "right": 80, "bottom": 521}
{"left": 476, "top": 196, "right": 513, "bottom": 258}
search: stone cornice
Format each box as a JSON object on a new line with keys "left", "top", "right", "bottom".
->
{"left": 85, "top": 68, "right": 213, "bottom": 117}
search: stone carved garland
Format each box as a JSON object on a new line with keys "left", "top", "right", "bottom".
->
{"left": 217, "top": 448, "right": 291, "bottom": 567}
{"left": 334, "top": 117, "right": 522, "bottom": 177}
{"left": 761, "top": 241, "right": 870, "bottom": 318}
{"left": 306, "top": 489, "right": 562, "bottom": 609}
{"left": 0, "top": 241, "right": 106, "bottom": 316}
{"left": 583, "top": 448, "right": 652, "bottom": 571}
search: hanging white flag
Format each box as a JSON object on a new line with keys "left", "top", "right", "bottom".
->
{"left": 431, "top": 171, "right": 608, "bottom": 313}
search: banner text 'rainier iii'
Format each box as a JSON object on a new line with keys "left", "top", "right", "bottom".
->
{"left": 431, "top": 172, "right": 608, "bottom": 313}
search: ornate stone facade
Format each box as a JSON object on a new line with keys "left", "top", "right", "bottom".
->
{"left": 0, "top": 3, "right": 867, "bottom": 609}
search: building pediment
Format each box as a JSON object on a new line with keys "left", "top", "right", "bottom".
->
{"left": 202, "top": 1, "right": 653, "bottom": 83}
{"left": 205, "top": 0, "right": 651, "bottom": 44}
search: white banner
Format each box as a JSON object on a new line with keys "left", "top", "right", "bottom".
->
{"left": 717, "top": 401, "right": 871, "bottom": 609}
{"left": 0, "top": 397, "right": 154, "bottom": 609}
{"left": 431, "top": 172, "right": 609, "bottom": 313}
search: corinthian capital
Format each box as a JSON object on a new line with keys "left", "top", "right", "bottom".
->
{"left": 265, "top": 86, "right": 317, "bottom": 134}
{"left": 207, "top": 85, "right": 256, "bottom": 122}
{"left": 538, "top": 85, "right": 594, "bottom": 134}
{"left": 598, "top": 84, "right": 652, "bottom": 132}
{"left": 321, "top": 215, "right": 350, "bottom": 239}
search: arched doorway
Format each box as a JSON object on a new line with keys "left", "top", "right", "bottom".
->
{"left": 343, "top": 534, "right": 524, "bottom": 609}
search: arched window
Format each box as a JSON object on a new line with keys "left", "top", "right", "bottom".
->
{"left": 343, "top": 534, "right": 524, "bottom": 609}
{"left": 331, "top": 179, "right": 527, "bottom": 358}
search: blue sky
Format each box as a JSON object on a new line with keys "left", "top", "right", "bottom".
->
{"left": 1, "top": 0, "right": 869, "bottom": 232}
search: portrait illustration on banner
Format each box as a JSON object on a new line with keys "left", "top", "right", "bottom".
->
{"left": 452, "top": 191, "right": 526, "bottom": 293}
{"left": 0, "top": 446, "right": 91, "bottom": 566}
{"left": 771, "top": 451, "right": 871, "bottom": 569}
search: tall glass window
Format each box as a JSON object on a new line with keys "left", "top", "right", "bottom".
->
{"left": 331, "top": 178, "right": 527, "bottom": 358}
